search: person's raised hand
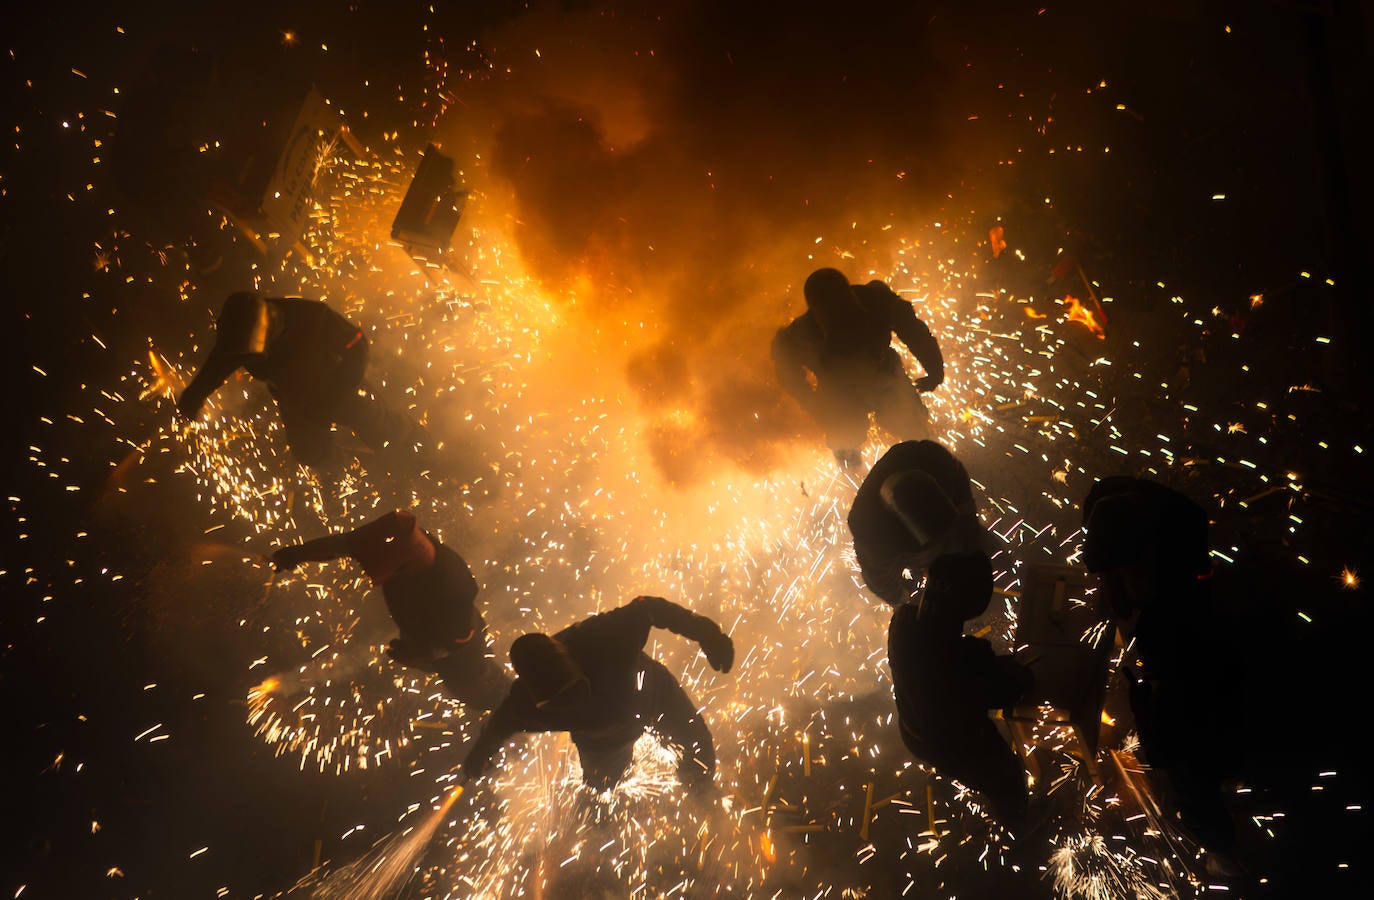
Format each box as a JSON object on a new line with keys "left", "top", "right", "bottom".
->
{"left": 701, "top": 629, "right": 735, "bottom": 674}
{"left": 271, "top": 544, "right": 307, "bottom": 572}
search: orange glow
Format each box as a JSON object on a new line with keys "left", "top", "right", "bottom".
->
{"left": 140, "top": 347, "right": 184, "bottom": 401}
{"left": 250, "top": 677, "right": 280, "bottom": 699}
{"left": 760, "top": 830, "right": 776, "bottom": 862}
{"left": 989, "top": 225, "right": 1007, "bottom": 259}
{"left": 1061, "top": 294, "right": 1106, "bottom": 339}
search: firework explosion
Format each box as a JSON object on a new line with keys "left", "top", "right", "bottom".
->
{"left": 6, "top": 4, "right": 1369, "bottom": 899}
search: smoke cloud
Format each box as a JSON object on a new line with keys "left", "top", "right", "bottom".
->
{"left": 437, "top": 1, "right": 992, "bottom": 482}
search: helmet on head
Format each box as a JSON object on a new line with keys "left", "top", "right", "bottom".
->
{"left": 1082, "top": 492, "right": 1146, "bottom": 574}
{"left": 803, "top": 268, "right": 853, "bottom": 311}
{"left": 510, "top": 633, "right": 586, "bottom": 704}
{"left": 880, "top": 470, "right": 958, "bottom": 548}
{"left": 1082, "top": 478, "right": 1210, "bottom": 579}
{"left": 216, "top": 291, "right": 269, "bottom": 354}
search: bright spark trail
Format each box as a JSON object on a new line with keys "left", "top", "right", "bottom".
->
{"left": 8, "top": 6, "right": 1368, "bottom": 900}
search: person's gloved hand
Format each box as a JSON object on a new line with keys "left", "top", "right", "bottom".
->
{"left": 915, "top": 374, "right": 942, "bottom": 392}
{"left": 460, "top": 752, "right": 485, "bottom": 784}
{"left": 174, "top": 392, "right": 203, "bottom": 422}
{"left": 700, "top": 629, "right": 735, "bottom": 673}
{"left": 171, "top": 400, "right": 200, "bottom": 437}
{"left": 271, "top": 544, "right": 307, "bottom": 572}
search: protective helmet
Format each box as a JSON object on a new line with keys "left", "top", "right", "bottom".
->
{"left": 803, "top": 268, "right": 853, "bottom": 309}
{"left": 880, "top": 469, "right": 958, "bottom": 547}
{"left": 216, "top": 291, "right": 269, "bottom": 354}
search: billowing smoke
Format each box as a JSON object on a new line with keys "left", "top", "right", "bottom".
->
{"left": 434, "top": 0, "right": 983, "bottom": 482}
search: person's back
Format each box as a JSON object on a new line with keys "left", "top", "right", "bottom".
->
{"left": 461, "top": 597, "right": 733, "bottom": 791}
{"left": 245, "top": 297, "right": 365, "bottom": 400}
{"left": 381, "top": 542, "right": 483, "bottom": 647}
{"left": 890, "top": 612, "right": 1012, "bottom": 750}
{"left": 271, "top": 510, "right": 502, "bottom": 704}
{"left": 180, "top": 293, "right": 364, "bottom": 411}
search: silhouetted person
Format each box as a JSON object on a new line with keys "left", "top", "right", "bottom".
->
{"left": 460, "top": 596, "right": 734, "bottom": 794}
{"left": 177, "top": 291, "right": 405, "bottom": 467}
{"left": 272, "top": 510, "right": 507, "bottom": 708}
{"left": 848, "top": 440, "right": 985, "bottom": 606}
{"left": 888, "top": 552, "right": 1033, "bottom": 827}
{"left": 773, "top": 268, "right": 944, "bottom": 465}
{"left": 1082, "top": 477, "right": 1235, "bottom": 853}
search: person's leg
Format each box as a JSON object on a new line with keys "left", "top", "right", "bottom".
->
{"left": 336, "top": 382, "right": 416, "bottom": 454}
{"left": 431, "top": 631, "right": 511, "bottom": 710}
{"left": 275, "top": 393, "right": 337, "bottom": 468}
{"left": 940, "top": 720, "right": 1029, "bottom": 828}
{"left": 810, "top": 378, "right": 870, "bottom": 463}
{"left": 572, "top": 734, "right": 638, "bottom": 793}
{"left": 874, "top": 374, "right": 931, "bottom": 442}
{"left": 637, "top": 658, "right": 717, "bottom": 789}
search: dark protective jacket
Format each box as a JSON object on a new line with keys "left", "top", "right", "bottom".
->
{"left": 283, "top": 511, "right": 483, "bottom": 650}
{"left": 178, "top": 295, "right": 366, "bottom": 417}
{"left": 772, "top": 280, "right": 943, "bottom": 402}
{"left": 462, "top": 597, "right": 723, "bottom": 778}
{"left": 1081, "top": 477, "right": 1222, "bottom": 764}
{"left": 848, "top": 440, "right": 980, "bottom": 605}
{"left": 888, "top": 603, "right": 1028, "bottom": 755}
{"left": 888, "top": 600, "right": 1032, "bottom": 825}
{"left": 379, "top": 543, "right": 483, "bottom": 647}
{"left": 1082, "top": 476, "right": 1211, "bottom": 585}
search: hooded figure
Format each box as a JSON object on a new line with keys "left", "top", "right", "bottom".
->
{"left": 1081, "top": 477, "right": 1235, "bottom": 852}
{"left": 460, "top": 596, "right": 734, "bottom": 794}
{"left": 177, "top": 292, "right": 406, "bottom": 467}
{"left": 772, "top": 268, "right": 944, "bottom": 465}
{"left": 888, "top": 552, "right": 1034, "bottom": 827}
{"left": 272, "top": 510, "right": 507, "bottom": 708}
{"left": 848, "top": 440, "right": 985, "bottom": 606}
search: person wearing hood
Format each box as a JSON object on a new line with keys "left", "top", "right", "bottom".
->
{"left": 459, "top": 596, "right": 735, "bottom": 794}
{"left": 177, "top": 291, "right": 407, "bottom": 468}
{"left": 1082, "top": 477, "right": 1237, "bottom": 854}
{"left": 848, "top": 439, "right": 986, "bottom": 606}
{"left": 271, "top": 510, "right": 507, "bottom": 708}
{"left": 773, "top": 268, "right": 944, "bottom": 466}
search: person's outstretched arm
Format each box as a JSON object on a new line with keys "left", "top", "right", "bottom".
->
{"left": 460, "top": 696, "right": 525, "bottom": 782}
{"left": 176, "top": 345, "right": 246, "bottom": 419}
{"left": 271, "top": 533, "right": 353, "bottom": 571}
{"left": 628, "top": 596, "right": 735, "bottom": 673}
{"left": 889, "top": 300, "right": 944, "bottom": 391}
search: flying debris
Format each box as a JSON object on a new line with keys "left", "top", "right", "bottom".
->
{"left": 391, "top": 142, "right": 470, "bottom": 268}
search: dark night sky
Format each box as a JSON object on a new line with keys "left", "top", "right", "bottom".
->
{"left": 3, "top": 2, "right": 1372, "bottom": 898}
